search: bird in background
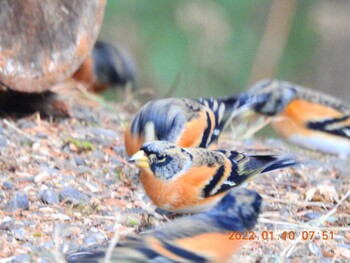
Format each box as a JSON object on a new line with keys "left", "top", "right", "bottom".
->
{"left": 236, "top": 79, "right": 350, "bottom": 157}
{"left": 128, "top": 141, "right": 297, "bottom": 213}
{"left": 124, "top": 95, "right": 250, "bottom": 157}
{"left": 66, "top": 188, "right": 262, "bottom": 263}
{"left": 73, "top": 41, "right": 137, "bottom": 93}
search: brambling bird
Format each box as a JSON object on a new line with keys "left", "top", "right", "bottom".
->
{"left": 128, "top": 141, "right": 297, "bottom": 213}
{"left": 73, "top": 41, "right": 137, "bottom": 93}
{"left": 124, "top": 96, "right": 243, "bottom": 156}
{"left": 237, "top": 79, "right": 350, "bottom": 157}
{"left": 66, "top": 188, "right": 262, "bottom": 263}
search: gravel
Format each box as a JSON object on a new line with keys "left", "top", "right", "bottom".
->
{"left": 3, "top": 181, "right": 12, "bottom": 190}
{"left": 0, "top": 97, "right": 348, "bottom": 262}
{"left": 39, "top": 189, "right": 60, "bottom": 204}
{"left": 8, "top": 193, "right": 30, "bottom": 211}
{"left": 59, "top": 187, "right": 90, "bottom": 204}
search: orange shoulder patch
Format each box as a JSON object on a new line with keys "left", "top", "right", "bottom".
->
{"left": 178, "top": 110, "right": 215, "bottom": 148}
{"left": 272, "top": 99, "right": 344, "bottom": 138}
{"left": 284, "top": 99, "right": 342, "bottom": 123}
{"left": 124, "top": 126, "right": 145, "bottom": 156}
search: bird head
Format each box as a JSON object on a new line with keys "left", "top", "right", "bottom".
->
{"left": 92, "top": 41, "right": 138, "bottom": 90}
{"left": 238, "top": 79, "right": 297, "bottom": 117}
{"left": 128, "top": 141, "right": 192, "bottom": 180}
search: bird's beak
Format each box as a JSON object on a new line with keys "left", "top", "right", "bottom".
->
{"left": 128, "top": 150, "right": 150, "bottom": 168}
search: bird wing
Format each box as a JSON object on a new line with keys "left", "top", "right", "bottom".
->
{"left": 202, "top": 150, "right": 297, "bottom": 197}
{"left": 197, "top": 96, "right": 240, "bottom": 145}
{"left": 280, "top": 98, "right": 350, "bottom": 139}
{"left": 307, "top": 114, "right": 350, "bottom": 139}
{"left": 295, "top": 86, "right": 350, "bottom": 115}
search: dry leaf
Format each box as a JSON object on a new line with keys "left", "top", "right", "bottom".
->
{"left": 305, "top": 185, "right": 339, "bottom": 203}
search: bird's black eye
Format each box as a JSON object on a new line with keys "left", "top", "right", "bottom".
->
{"left": 157, "top": 155, "right": 166, "bottom": 163}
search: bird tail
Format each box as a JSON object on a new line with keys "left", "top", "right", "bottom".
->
{"left": 259, "top": 155, "right": 299, "bottom": 173}
{"left": 213, "top": 150, "right": 299, "bottom": 195}
{"left": 233, "top": 154, "right": 299, "bottom": 186}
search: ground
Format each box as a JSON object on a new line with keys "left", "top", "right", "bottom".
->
{"left": 0, "top": 93, "right": 349, "bottom": 263}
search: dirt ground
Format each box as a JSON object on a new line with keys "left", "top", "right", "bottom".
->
{"left": 0, "top": 93, "right": 349, "bottom": 263}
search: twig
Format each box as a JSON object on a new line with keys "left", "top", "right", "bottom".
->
{"left": 308, "top": 189, "right": 350, "bottom": 225}
{"left": 114, "top": 154, "right": 132, "bottom": 167}
{"left": 281, "top": 189, "right": 350, "bottom": 258}
{"left": 259, "top": 218, "right": 350, "bottom": 232}
{"left": 260, "top": 194, "right": 334, "bottom": 208}
{"left": 90, "top": 215, "right": 122, "bottom": 220}
{"left": 104, "top": 224, "right": 121, "bottom": 263}
{"left": 241, "top": 117, "right": 272, "bottom": 139}
{"left": 3, "top": 119, "right": 35, "bottom": 141}
{"left": 104, "top": 224, "right": 135, "bottom": 263}
{"left": 121, "top": 88, "right": 156, "bottom": 108}
{"left": 76, "top": 85, "right": 114, "bottom": 111}
{"left": 51, "top": 224, "right": 69, "bottom": 263}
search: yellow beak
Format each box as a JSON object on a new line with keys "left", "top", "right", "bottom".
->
{"left": 128, "top": 150, "right": 150, "bottom": 168}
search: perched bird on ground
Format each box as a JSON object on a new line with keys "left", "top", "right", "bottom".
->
{"left": 128, "top": 141, "right": 297, "bottom": 213}
{"left": 125, "top": 96, "right": 246, "bottom": 156}
{"left": 236, "top": 79, "right": 350, "bottom": 157}
{"left": 66, "top": 188, "right": 262, "bottom": 263}
{"left": 73, "top": 41, "right": 137, "bottom": 93}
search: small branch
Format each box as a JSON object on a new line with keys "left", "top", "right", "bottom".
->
{"left": 3, "top": 119, "right": 35, "bottom": 141}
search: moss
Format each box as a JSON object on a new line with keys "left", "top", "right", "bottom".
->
{"left": 72, "top": 203, "right": 101, "bottom": 216}
{"left": 128, "top": 218, "right": 139, "bottom": 227}
{"left": 33, "top": 232, "right": 42, "bottom": 238}
{"left": 67, "top": 138, "right": 96, "bottom": 152}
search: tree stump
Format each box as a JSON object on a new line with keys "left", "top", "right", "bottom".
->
{"left": 0, "top": 0, "right": 106, "bottom": 93}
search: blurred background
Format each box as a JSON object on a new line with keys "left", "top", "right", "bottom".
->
{"left": 98, "top": 0, "right": 350, "bottom": 102}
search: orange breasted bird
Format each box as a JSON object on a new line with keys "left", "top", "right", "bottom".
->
{"left": 73, "top": 41, "right": 137, "bottom": 93}
{"left": 236, "top": 79, "right": 350, "bottom": 157}
{"left": 128, "top": 141, "right": 297, "bottom": 213}
{"left": 125, "top": 96, "right": 248, "bottom": 156}
{"left": 66, "top": 188, "right": 262, "bottom": 263}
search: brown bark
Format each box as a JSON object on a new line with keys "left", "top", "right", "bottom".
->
{"left": 0, "top": 0, "right": 106, "bottom": 92}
